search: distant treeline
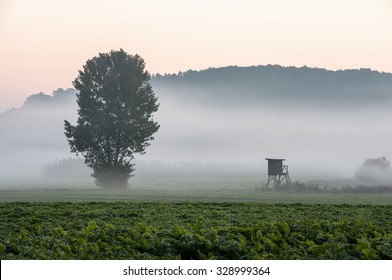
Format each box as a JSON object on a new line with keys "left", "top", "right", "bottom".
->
{"left": 4, "top": 65, "right": 392, "bottom": 112}
{"left": 3, "top": 65, "right": 392, "bottom": 113}
{"left": 22, "top": 88, "right": 77, "bottom": 108}
{"left": 42, "top": 158, "right": 262, "bottom": 180}
{"left": 42, "top": 158, "right": 91, "bottom": 179}
{"left": 151, "top": 65, "right": 392, "bottom": 108}
{"left": 42, "top": 158, "right": 392, "bottom": 193}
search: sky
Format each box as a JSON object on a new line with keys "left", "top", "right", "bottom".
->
{"left": 0, "top": 0, "right": 391, "bottom": 112}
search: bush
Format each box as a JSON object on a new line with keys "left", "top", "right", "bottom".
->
{"left": 354, "top": 157, "right": 392, "bottom": 184}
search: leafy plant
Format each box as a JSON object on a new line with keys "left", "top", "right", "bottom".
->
{"left": 1, "top": 202, "right": 391, "bottom": 259}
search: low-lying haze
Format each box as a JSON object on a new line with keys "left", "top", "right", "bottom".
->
{"left": 1, "top": 65, "right": 392, "bottom": 184}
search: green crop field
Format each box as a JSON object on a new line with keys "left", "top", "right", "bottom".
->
{"left": 1, "top": 179, "right": 392, "bottom": 260}
{"left": 0, "top": 187, "right": 392, "bottom": 260}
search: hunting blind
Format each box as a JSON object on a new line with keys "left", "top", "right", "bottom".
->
{"left": 265, "top": 158, "right": 292, "bottom": 187}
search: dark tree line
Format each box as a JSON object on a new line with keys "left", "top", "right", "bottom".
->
{"left": 152, "top": 65, "right": 392, "bottom": 109}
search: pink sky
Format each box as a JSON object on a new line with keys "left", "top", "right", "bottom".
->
{"left": 1, "top": 0, "right": 391, "bottom": 112}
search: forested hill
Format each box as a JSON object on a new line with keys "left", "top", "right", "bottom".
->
{"left": 3, "top": 65, "right": 392, "bottom": 114}
{"left": 151, "top": 65, "right": 392, "bottom": 109}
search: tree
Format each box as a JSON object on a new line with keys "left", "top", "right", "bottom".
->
{"left": 354, "top": 157, "right": 392, "bottom": 184}
{"left": 64, "top": 49, "right": 159, "bottom": 188}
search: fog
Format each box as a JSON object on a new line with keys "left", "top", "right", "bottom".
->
{"left": 1, "top": 66, "right": 392, "bottom": 186}
{"left": 0, "top": 89, "right": 78, "bottom": 178}
{"left": 147, "top": 95, "right": 392, "bottom": 179}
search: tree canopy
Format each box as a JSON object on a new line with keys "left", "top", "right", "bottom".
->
{"left": 64, "top": 49, "right": 159, "bottom": 188}
{"left": 354, "top": 157, "right": 392, "bottom": 183}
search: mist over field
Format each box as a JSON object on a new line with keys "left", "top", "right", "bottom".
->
{"left": 1, "top": 65, "right": 392, "bottom": 185}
